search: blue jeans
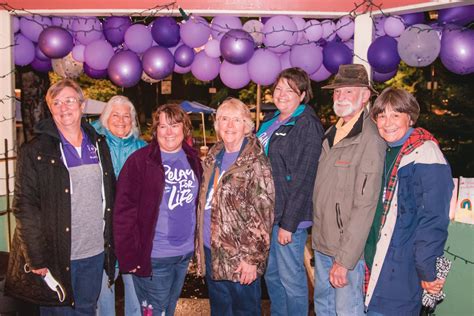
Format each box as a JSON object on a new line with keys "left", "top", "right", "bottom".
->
{"left": 264, "top": 226, "right": 308, "bottom": 316}
{"left": 204, "top": 247, "right": 261, "bottom": 316}
{"left": 366, "top": 311, "right": 385, "bottom": 316}
{"left": 97, "top": 268, "right": 141, "bottom": 316}
{"left": 40, "top": 252, "right": 104, "bottom": 316}
{"left": 132, "top": 252, "right": 192, "bottom": 316}
{"left": 313, "top": 251, "right": 365, "bottom": 316}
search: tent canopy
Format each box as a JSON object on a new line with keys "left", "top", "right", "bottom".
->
{"left": 180, "top": 101, "right": 216, "bottom": 114}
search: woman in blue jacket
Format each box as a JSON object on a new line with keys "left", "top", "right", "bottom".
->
{"left": 364, "top": 87, "right": 452, "bottom": 316}
{"left": 257, "top": 67, "right": 324, "bottom": 315}
{"left": 92, "top": 95, "right": 146, "bottom": 316}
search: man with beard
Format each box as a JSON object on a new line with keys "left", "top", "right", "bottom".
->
{"left": 312, "top": 64, "right": 386, "bottom": 316}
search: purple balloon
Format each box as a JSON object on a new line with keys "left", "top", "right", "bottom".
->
{"left": 31, "top": 57, "right": 52, "bottom": 72}
{"left": 52, "top": 16, "right": 75, "bottom": 31}
{"left": 174, "top": 44, "right": 195, "bottom": 67}
{"left": 205, "top": 39, "right": 221, "bottom": 58}
{"left": 72, "top": 17, "right": 103, "bottom": 45}
{"left": 292, "top": 17, "right": 306, "bottom": 44}
{"left": 368, "top": 36, "right": 400, "bottom": 73}
{"left": 401, "top": 12, "right": 425, "bottom": 26}
{"left": 13, "top": 16, "right": 20, "bottom": 33}
{"left": 211, "top": 15, "right": 242, "bottom": 41}
{"left": 35, "top": 45, "right": 50, "bottom": 61}
{"left": 280, "top": 51, "right": 292, "bottom": 70}
{"left": 290, "top": 43, "right": 323, "bottom": 74}
{"left": 84, "top": 63, "right": 108, "bottom": 79}
{"left": 440, "top": 27, "right": 474, "bottom": 74}
{"left": 344, "top": 39, "right": 354, "bottom": 51}
{"left": 247, "top": 49, "right": 281, "bottom": 86}
{"left": 438, "top": 5, "right": 474, "bottom": 26}
{"left": 72, "top": 44, "right": 85, "bottom": 62}
{"left": 321, "top": 20, "right": 336, "bottom": 41}
{"left": 373, "top": 68, "right": 397, "bottom": 82}
{"left": 142, "top": 46, "right": 175, "bottom": 80}
{"left": 220, "top": 60, "right": 250, "bottom": 89}
{"left": 310, "top": 64, "right": 332, "bottom": 82}
{"left": 84, "top": 40, "right": 114, "bottom": 70}
{"left": 20, "top": 16, "right": 52, "bottom": 42}
{"left": 14, "top": 34, "right": 35, "bottom": 66}
{"left": 336, "top": 16, "right": 355, "bottom": 41}
{"left": 108, "top": 50, "right": 142, "bottom": 88}
{"left": 262, "top": 16, "right": 298, "bottom": 54}
{"left": 38, "top": 26, "right": 73, "bottom": 58}
{"left": 124, "top": 24, "right": 153, "bottom": 54}
{"left": 304, "top": 20, "right": 323, "bottom": 42}
{"left": 191, "top": 51, "right": 221, "bottom": 81}
{"left": 323, "top": 42, "right": 353, "bottom": 74}
{"left": 374, "top": 16, "right": 386, "bottom": 37}
{"left": 151, "top": 17, "right": 180, "bottom": 48}
{"left": 384, "top": 16, "right": 405, "bottom": 37}
{"left": 174, "top": 63, "right": 192, "bottom": 74}
{"left": 103, "top": 16, "right": 132, "bottom": 46}
{"left": 180, "top": 16, "right": 211, "bottom": 48}
{"left": 220, "top": 29, "right": 255, "bottom": 65}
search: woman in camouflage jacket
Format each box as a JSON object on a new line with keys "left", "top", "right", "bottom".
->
{"left": 195, "top": 98, "right": 275, "bottom": 315}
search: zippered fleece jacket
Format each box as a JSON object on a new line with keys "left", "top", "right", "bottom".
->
{"left": 312, "top": 109, "right": 386, "bottom": 270}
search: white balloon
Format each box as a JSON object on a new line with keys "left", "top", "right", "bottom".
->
{"left": 397, "top": 24, "right": 441, "bottom": 67}
{"left": 243, "top": 20, "right": 264, "bottom": 45}
{"left": 52, "top": 52, "right": 83, "bottom": 78}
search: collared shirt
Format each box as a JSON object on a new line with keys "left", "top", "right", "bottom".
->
{"left": 333, "top": 109, "right": 364, "bottom": 145}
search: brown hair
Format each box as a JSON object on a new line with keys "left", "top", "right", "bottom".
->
{"left": 151, "top": 103, "right": 192, "bottom": 139}
{"left": 273, "top": 67, "right": 313, "bottom": 104}
{"left": 371, "top": 87, "right": 420, "bottom": 124}
{"left": 45, "top": 79, "right": 85, "bottom": 108}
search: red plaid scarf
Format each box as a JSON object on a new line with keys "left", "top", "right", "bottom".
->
{"left": 379, "top": 128, "right": 438, "bottom": 234}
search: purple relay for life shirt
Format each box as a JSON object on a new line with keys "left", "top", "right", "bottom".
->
{"left": 151, "top": 149, "right": 198, "bottom": 258}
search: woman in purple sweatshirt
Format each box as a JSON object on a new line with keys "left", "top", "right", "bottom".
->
{"left": 114, "top": 104, "right": 202, "bottom": 315}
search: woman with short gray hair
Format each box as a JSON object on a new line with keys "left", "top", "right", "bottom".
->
{"left": 196, "top": 97, "right": 275, "bottom": 315}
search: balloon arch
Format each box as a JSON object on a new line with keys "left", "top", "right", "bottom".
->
{"left": 12, "top": 4, "right": 474, "bottom": 89}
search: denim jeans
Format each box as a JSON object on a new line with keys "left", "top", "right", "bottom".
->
{"left": 313, "top": 250, "right": 365, "bottom": 316}
{"left": 264, "top": 226, "right": 308, "bottom": 316}
{"left": 40, "top": 252, "right": 104, "bottom": 316}
{"left": 204, "top": 247, "right": 262, "bottom": 316}
{"left": 97, "top": 268, "right": 141, "bottom": 316}
{"left": 132, "top": 252, "right": 192, "bottom": 316}
{"left": 366, "top": 311, "right": 385, "bottom": 316}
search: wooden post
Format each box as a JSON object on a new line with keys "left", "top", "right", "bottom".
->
{"left": 256, "top": 84, "right": 262, "bottom": 130}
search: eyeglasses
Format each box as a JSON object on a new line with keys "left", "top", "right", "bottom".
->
{"left": 218, "top": 116, "right": 244, "bottom": 125}
{"left": 52, "top": 97, "right": 79, "bottom": 108}
{"left": 110, "top": 113, "right": 132, "bottom": 122}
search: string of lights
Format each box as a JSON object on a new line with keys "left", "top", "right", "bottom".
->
{"left": 445, "top": 246, "right": 474, "bottom": 265}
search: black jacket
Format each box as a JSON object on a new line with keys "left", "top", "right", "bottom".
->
{"left": 5, "top": 118, "right": 116, "bottom": 306}
{"left": 258, "top": 105, "right": 324, "bottom": 232}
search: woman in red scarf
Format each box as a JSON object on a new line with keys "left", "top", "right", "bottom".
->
{"left": 364, "top": 87, "right": 453, "bottom": 316}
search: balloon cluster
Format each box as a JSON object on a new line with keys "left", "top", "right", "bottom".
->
{"left": 369, "top": 5, "right": 474, "bottom": 82}
{"left": 11, "top": 4, "right": 474, "bottom": 89}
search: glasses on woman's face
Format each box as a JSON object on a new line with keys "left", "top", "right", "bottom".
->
{"left": 218, "top": 116, "right": 244, "bottom": 125}
{"left": 110, "top": 113, "right": 132, "bottom": 122}
{"left": 52, "top": 97, "right": 79, "bottom": 108}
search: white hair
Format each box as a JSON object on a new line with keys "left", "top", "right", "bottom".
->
{"left": 214, "top": 98, "right": 254, "bottom": 136}
{"left": 100, "top": 95, "right": 140, "bottom": 138}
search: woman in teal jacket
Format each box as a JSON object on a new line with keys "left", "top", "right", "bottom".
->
{"left": 92, "top": 95, "right": 146, "bottom": 316}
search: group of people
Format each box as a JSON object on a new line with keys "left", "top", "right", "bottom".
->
{"left": 5, "top": 64, "right": 453, "bottom": 316}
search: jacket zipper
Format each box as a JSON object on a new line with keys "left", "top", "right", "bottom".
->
{"left": 336, "top": 203, "right": 344, "bottom": 235}
{"left": 361, "top": 175, "right": 368, "bottom": 195}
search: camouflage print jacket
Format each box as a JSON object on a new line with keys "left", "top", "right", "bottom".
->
{"left": 195, "top": 134, "right": 275, "bottom": 281}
